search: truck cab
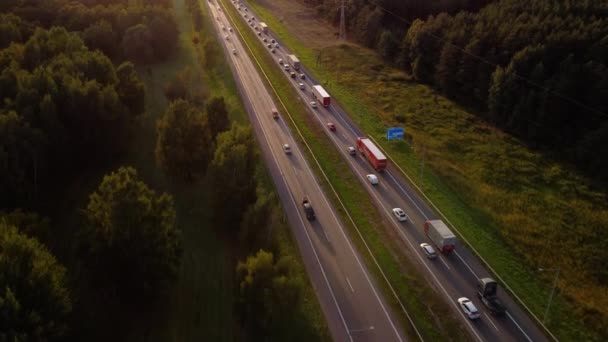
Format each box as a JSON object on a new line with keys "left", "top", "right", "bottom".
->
{"left": 477, "top": 278, "right": 506, "bottom": 315}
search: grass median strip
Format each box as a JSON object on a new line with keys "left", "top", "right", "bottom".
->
{"left": 220, "top": 0, "right": 470, "bottom": 340}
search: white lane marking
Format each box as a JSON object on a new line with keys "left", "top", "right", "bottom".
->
{"left": 209, "top": 3, "right": 354, "bottom": 340}
{"left": 454, "top": 250, "right": 480, "bottom": 280}
{"left": 341, "top": 133, "right": 349, "bottom": 140}
{"left": 439, "top": 256, "right": 451, "bottom": 270}
{"left": 222, "top": 6, "right": 403, "bottom": 340}
{"left": 358, "top": 174, "right": 484, "bottom": 341}
{"left": 349, "top": 326, "right": 375, "bottom": 333}
{"left": 322, "top": 226, "right": 331, "bottom": 243}
{"left": 346, "top": 277, "right": 355, "bottom": 293}
{"left": 484, "top": 313, "right": 500, "bottom": 332}
{"left": 386, "top": 171, "right": 429, "bottom": 220}
{"left": 506, "top": 311, "right": 533, "bottom": 342}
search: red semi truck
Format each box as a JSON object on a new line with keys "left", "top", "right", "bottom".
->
{"left": 312, "top": 85, "right": 331, "bottom": 107}
{"left": 356, "top": 137, "right": 387, "bottom": 171}
{"left": 424, "top": 220, "right": 456, "bottom": 254}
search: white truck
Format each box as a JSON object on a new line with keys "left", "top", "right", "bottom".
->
{"left": 259, "top": 22, "right": 268, "bottom": 34}
{"left": 312, "top": 85, "right": 330, "bottom": 107}
{"left": 287, "top": 54, "right": 300, "bottom": 70}
{"left": 424, "top": 220, "right": 456, "bottom": 254}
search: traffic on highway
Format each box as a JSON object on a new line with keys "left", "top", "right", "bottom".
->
{"left": 214, "top": 0, "right": 552, "bottom": 341}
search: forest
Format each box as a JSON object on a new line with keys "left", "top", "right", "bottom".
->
{"left": 313, "top": 0, "right": 608, "bottom": 185}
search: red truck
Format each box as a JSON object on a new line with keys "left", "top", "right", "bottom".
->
{"left": 424, "top": 220, "right": 456, "bottom": 254}
{"left": 356, "top": 137, "right": 387, "bottom": 171}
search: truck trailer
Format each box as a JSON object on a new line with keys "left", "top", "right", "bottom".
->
{"left": 287, "top": 54, "right": 300, "bottom": 70}
{"left": 356, "top": 137, "right": 387, "bottom": 171}
{"left": 311, "top": 85, "right": 331, "bottom": 107}
{"left": 259, "top": 22, "right": 268, "bottom": 34}
{"left": 424, "top": 220, "right": 456, "bottom": 254}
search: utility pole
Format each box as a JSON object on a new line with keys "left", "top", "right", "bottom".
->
{"left": 339, "top": 0, "right": 346, "bottom": 41}
{"left": 538, "top": 267, "right": 560, "bottom": 324}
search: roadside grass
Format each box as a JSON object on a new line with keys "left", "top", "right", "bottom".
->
{"left": 242, "top": 2, "right": 607, "bottom": 340}
{"left": 221, "top": 1, "right": 470, "bottom": 340}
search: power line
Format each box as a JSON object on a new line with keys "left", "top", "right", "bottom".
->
{"left": 368, "top": 1, "right": 608, "bottom": 120}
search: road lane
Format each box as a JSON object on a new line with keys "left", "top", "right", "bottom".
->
{"left": 208, "top": 2, "right": 408, "bottom": 341}
{"left": 225, "top": 1, "right": 552, "bottom": 341}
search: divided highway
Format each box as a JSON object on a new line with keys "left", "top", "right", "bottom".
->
{"left": 222, "top": 1, "right": 552, "bottom": 341}
{"left": 207, "top": 2, "right": 408, "bottom": 341}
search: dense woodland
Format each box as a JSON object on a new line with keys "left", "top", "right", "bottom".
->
{"left": 313, "top": 0, "right": 608, "bottom": 185}
{"left": 1, "top": 0, "right": 318, "bottom": 340}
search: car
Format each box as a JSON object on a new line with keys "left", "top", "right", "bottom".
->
{"left": 290, "top": 72, "right": 296, "bottom": 78}
{"left": 271, "top": 39, "right": 276, "bottom": 44}
{"left": 247, "top": 19, "right": 251, "bottom": 23}
{"left": 274, "top": 43, "right": 279, "bottom": 48}
{"left": 392, "top": 208, "right": 408, "bottom": 222}
{"left": 284, "top": 64, "right": 290, "bottom": 71}
{"left": 300, "top": 73, "right": 306, "bottom": 80}
{"left": 257, "top": 32, "right": 261, "bottom": 36}
{"left": 272, "top": 108, "right": 279, "bottom": 119}
{"left": 458, "top": 297, "right": 480, "bottom": 320}
{"left": 255, "top": 26, "right": 259, "bottom": 31}
{"left": 271, "top": 48, "right": 276, "bottom": 53}
{"left": 310, "top": 101, "right": 317, "bottom": 108}
{"left": 245, "top": 7, "right": 248, "bottom": 11}
{"left": 232, "top": 49, "right": 237, "bottom": 55}
{"left": 229, "top": 27, "right": 233, "bottom": 32}
{"left": 244, "top": 14, "right": 248, "bottom": 18}
{"left": 216, "top": 16, "right": 220, "bottom": 20}
{"left": 299, "top": 83, "right": 305, "bottom": 90}
{"left": 366, "top": 174, "right": 378, "bottom": 185}
{"left": 252, "top": 17, "right": 256, "bottom": 21}
{"left": 263, "top": 37, "right": 267, "bottom": 42}
{"left": 225, "top": 35, "right": 229, "bottom": 40}
{"left": 222, "top": 25, "right": 226, "bottom": 30}
{"left": 420, "top": 243, "right": 437, "bottom": 259}
{"left": 278, "top": 59, "right": 283, "bottom": 65}
{"left": 283, "top": 144, "right": 291, "bottom": 154}
{"left": 347, "top": 146, "right": 356, "bottom": 155}
{"left": 327, "top": 122, "right": 336, "bottom": 131}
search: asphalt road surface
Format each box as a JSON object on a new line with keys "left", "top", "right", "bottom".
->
{"left": 222, "top": 1, "right": 553, "bottom": 341}
{"left": 207, "top": 2, "right": 409, "bottom": 341}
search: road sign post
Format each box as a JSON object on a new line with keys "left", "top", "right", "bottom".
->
{"left": 387, "top": 127, "right": 404, "bottom": 140}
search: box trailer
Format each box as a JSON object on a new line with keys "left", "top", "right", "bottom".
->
{"left": 424, "top": 220, "right": 456, "bottom": 254}
{"left": 356, "top": 137, "right": 387, "bottom": 171}
{"left": 287, "top": 54, "right": 300, "bottom": 70}
{"left": 312, "top": 85, "right": 330, "bottom": 107}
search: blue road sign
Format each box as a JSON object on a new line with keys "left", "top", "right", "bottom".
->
{"left": 387, "top": 127, "right": 404, "bottom": 140}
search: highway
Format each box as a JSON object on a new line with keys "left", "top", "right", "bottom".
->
{"left": 222, "top": 1, "right": 552, "bottom": 341}
{"left": 206, "top": 2, "right": 408, "bottom": 341}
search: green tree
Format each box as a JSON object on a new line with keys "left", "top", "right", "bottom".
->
{"left": 236, "top": 250, "right": 301, "bottom": 339}
{"left": 377, "top": 30, "right": 399, "bottom": 61}
{"left": 205, "top": 96, "right": 230, "bottom": 139}
{"left": 83, "top": 166, "right": 182, "bottom": 304}
{"left": 208, "top": 124, "right": 257, "bottom": 231}
{"left": 82, "top": 20, "right": 118, "bottom": 60}
{"left": 116, "top": 61, "right": 145, "bottom": 118}
{"left": 0, "top": 221, "right": 71, "bottom": 342}
{"left": 148, "top": 15, "right": 178, "bottom": 61}
{"left": 122, "top": 24, "right": 154, "bottom": 65}
{"left": 156, "top": 100, "right": 213, "bottom": 181}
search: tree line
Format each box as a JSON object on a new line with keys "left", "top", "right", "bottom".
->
{"left": 310, "top": 0, "right": 608, "bottom": 185}
{"left": 0, "top": 1, "right": 182, "bottom": 341}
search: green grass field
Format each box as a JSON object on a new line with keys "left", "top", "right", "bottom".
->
{"left": 221, "top": 0, "right": 471, "bottom": 340}
{"left": 241, "top": 1, "right": 607, "bottom": 340}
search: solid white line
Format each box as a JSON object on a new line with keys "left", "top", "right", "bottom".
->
{"left": 506, "top": 311, "right": 533, "bottom": 342}
{"left": 386, "top": 171, "right": 429, "bottom": 220}
{"left": 454, "top": 250, "right": 480, "bottom": 280}
{"left": 346, "top": 277, "right": 355, "bottom": 293}
{"left": 439, "top": 256, "right": 451, "bottom": 270}
{"left": 209, "top": 3, "right": 353, "bottom": 340}
{"left": 483, "top": 313, "right": 500, "bottom": 332}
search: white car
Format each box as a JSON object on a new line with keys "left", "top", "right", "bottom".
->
{"left": 310, "top": 101, "right": 317, "bottom": 109}
{"left": 225, "top": 35, "right": 229, "bottom": 40}
{"left": 392, "top": 208, "right": 408, "bottom": 222}
{"left": 232, "top": 49, "right": 237, "bottom": 55}
{"left": 420, "top": 243, "right": 437, "bottom": 259}
{"left": 348, "top": 146, "right": 356, "bottom": 155}
{"left": 299, "top": 83, "right": 305, "bottom": 90}
{"left": 283, "top": 144, "right": 292, "bottom": 154}
{"left": 366, "top": 174, "right": 378, "bottom": 185}
{"left": 222, "top": 25, "right": 226, "bottom": 30}
{"left": 284, "top": 64, "right": 290, "bottom": 71}
{"left": 229, "top": 27, "right": 233, "bottom": 32}
{"left": 458, "top": 297, "right": 480, "bottom": 320}
{"left": 279, "top": 59, "right": 284, "bottom": 65}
